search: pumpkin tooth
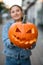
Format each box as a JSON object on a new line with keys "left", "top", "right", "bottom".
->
{"left": 29, "top": 39, "right": 37, "bottom": 44}
{"left": 25, "top": 41, "right": 29, "bottom": 44}
{"left": 20, "top": 41, "right": 24, "bottom": 44}
{"left": 14, "top": 35, "right": 25, "bottom": 43}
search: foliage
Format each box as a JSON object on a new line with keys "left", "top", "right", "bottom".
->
{"left": 0, "top": 2, "right": 9, "bottom": 13}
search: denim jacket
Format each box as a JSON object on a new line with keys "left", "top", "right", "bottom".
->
{"left": 2, "top": 20, "right": 32, "bottom": 59}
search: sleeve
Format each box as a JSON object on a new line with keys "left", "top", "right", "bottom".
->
{"left": 29, "top": 42, "right": 36, "bottom": 50}
{"left": 2, "top": 23, "right": 15, "bottom": 48}
{"left": 26, "top": 42, "right": 36, "bottom": 50}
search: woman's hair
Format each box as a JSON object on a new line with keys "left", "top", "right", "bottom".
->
{"left": 9, "top": 5, "right": 23, "bottom": 21}
{"left": 10, "top": 5, "right": 23, "bottom": 12}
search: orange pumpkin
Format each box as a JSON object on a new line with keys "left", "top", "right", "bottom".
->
{"left": 8, "top": 22, "right": 38, "bottom": 49}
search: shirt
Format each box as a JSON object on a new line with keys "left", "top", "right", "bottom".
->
{"left": 2, "top": 20, "right": 32, "bottom": 59}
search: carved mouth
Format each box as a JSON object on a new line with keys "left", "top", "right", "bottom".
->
{"left": 13, "top": 35, "right": 37, "bottom": 45}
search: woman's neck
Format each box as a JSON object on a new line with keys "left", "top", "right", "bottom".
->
{"left": 15, "top": 19, "right": 22, "bottom": 23}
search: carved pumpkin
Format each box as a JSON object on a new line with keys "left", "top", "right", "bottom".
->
{"left": 8, "top": 22, "right": 38, "bottom": 49}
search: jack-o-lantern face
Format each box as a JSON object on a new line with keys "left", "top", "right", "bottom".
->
{"left": 8, "top": 22, "right": 38, "bottom": 49}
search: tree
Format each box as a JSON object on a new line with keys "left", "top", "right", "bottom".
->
{"left": 0, "top": 2, "right": 8, "bottom": 24}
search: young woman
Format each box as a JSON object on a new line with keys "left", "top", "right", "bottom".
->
{"left": 2, "top": 5, "right": 31, "bottom": 65}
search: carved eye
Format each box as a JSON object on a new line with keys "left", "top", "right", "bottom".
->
{"left": 32, "top": 28, "right": 34, "bottom": 33}
{"left": 16, "top": 28, "right": 21, "bottom": 32}
{"left": 26, "top": 30, "right": 32, "bottom": 33}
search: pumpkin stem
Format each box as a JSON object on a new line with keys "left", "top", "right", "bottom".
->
{"left": 23, "top": 15, "right": 27, "bottom": 23}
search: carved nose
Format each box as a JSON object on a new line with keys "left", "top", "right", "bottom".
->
{"left": 22, "top": 33, "right": 25, "bottom": 39}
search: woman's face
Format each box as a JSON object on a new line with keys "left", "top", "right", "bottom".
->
{"left": 10, "top": 6, "right": 23, "bottom": 21}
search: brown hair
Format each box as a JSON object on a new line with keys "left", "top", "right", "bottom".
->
{"left": 10, "top": 5, "right": 23, "bottom": 12}
{"left": 9, "top": 5, "right": 23, "bottom": 21}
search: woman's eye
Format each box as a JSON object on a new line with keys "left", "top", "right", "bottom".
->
{"left": 16, "top": 10, "right": 19, "bottom": 12}
{"left": 11, "top": 11, "right": 15, "bottom": 13}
